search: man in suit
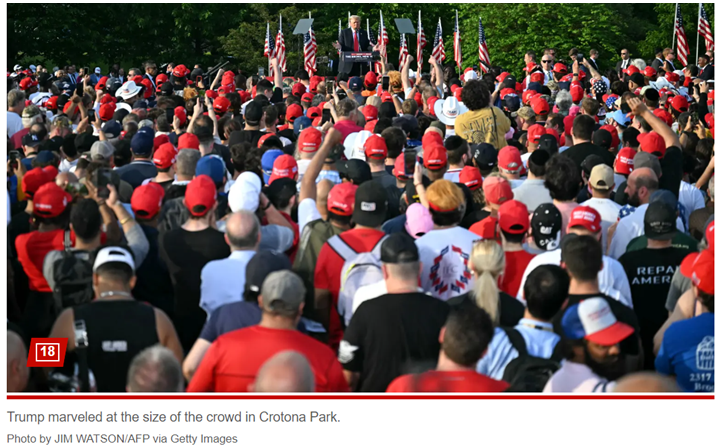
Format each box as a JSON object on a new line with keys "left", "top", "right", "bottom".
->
{"left": 333, "top": 15, "right": 376, "bottom": 77}
{"left": 698, "top": 54, "right": 714, "bottom": 81}
{"left": 650, "top": 48, "right": 665, "bottom": 72}
{"left": 588, "top": 49, "right": 600, "bottom": 72}
{"left": 616, "top": 49, "right": 632, "bottom": 78}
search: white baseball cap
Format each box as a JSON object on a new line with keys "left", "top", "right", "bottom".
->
{"left": 93, "top": 246, "right": 135, "bottom": 273}
{"left": 561, "top": 297, "right": 634, "bottom": 346}
{"left": 343, "top": 130, "right": 372, "bottom": 161}
{"left": 228, "top": 171, "right": 262, "bottom": 212}
{"left": 95, "top": 67, "right": 102, "bottom": 74}
{"left": 433, "top": 97, "right": 468, "bottom": 126}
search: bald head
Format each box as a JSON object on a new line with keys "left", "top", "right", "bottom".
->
{"left": 225, "top": 210, "right": 261, "bottom": 250}
{"left": 316, "top": 179, "right": 334, "bottom": 220}
{"left": 56, "top": 172, "right": 79, "bottom": 189}
{"left": 7, "top": 331, "right": 29, "bottom": 393}
{"left": 252, "top": 351, "right": 315, "bottom": 393}
{"left": 614, "top": 372, "right": 681, "bottom": 393}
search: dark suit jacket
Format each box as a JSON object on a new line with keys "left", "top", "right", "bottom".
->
{"left": 698, "top": 64, "right": 714, "bottom": 81}
{"left": 588, "top": 58, "right": 599, "bottom": 71}
{"left": 338, "top": 28, "right": 371, "bottom": 74}
{"left": 616, "top": 59, "right": 632, "bottom": 76}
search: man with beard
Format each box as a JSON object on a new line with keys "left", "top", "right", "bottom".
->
{"left": 544, "top": 297, "right": 635, "bottom": 392}
{"left": 608, "top": 168, "right": 660, "bottom": 259}
{"left": 552, "top": 235, "right": 643, "bottom": 382}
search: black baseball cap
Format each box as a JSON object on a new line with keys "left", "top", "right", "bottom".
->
{"left": 244, "top": 250, "right": 292, "bottom": 296}
{"left": 102, "top": 120, "right": 122, "bottom": 139}
{"left": 504, "top": 95, "right": 521, "bottom": 113}
{"left": 39, "top": 136, "right": 63, "bottom": 153}
{"left": 353, "top": 181, "right": 388, "bottom": 228}
{"left": 529, "top": 148, "right": 551, "bottom": 166}
{"left": 537, "top": 134, "right": 558, "bottom": 155}
{"left": 581, "top": 154, "right": 605, "bottom": 177}
{"left": 22, "top": 132, "right": 43, "bottom": 148}
{"left": 75, "top": 132, "right": 99, "bottom": 154}
{"left": 380, "top": 233, "right": 419, "bottom": 263}
{"left": 160, "top": 82, "right": 174, "bottom": 96}
{"left": 629, "top": 73, "right": 645, "bottom": 86}
{"left": 501, "top": 75, "right": 517, "bottom": 89}
{"left": 244, "top": 101, "right": 263, "bottom": 123}
{"left": 644, "top": 201, "right": 677, "bottom": 240}
{"left": 337, "top": 159, "right": 372, "bottom": 185}
{"left": 472, "top": 143, "right": 497, "bottom": 171}
{"left": 591, "top": 129, "right": 612, "bottom": 150}
{"left": 531, "top": 203, "right": 562, "bottom": 251}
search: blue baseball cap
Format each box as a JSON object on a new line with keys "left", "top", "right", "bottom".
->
{"left": 650, "top": 189, "right": 678, "bottom": 211}
{"left": 527, "top": 82, "right": 543, "bottom": 94}
{"left": 261, "top": 149, "right": 284, "bottom": 184}
{"left": 130, "top": 129, "right": 154, "bottom": 156}
{"left": 195, "top": 155, "right": 225, "bottom": 185}
{"left": 609, "top": 110, "right": 631, "bottom": 127}
{"left": 561, "top": 297, "right": 634, "bottom": 345}
{"left": 293, "top": 116, "right": 313, "bottom": 136}
{"left": 349, "top": 77, "right": 363, "bottom": 92}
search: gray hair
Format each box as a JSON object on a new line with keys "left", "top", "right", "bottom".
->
{"left": 176, "top": 148, "right": 201, "bottom": 176}
{"left": 254, "top": 351, "right": 315, "bottom": 392}
{"left": 226, "top": 210, "right": 261, "bottom": 249}
{"left": 349, "top": 15, "right": 361, "bottom": 22}
{"left": 336, "top": 98, "right": 358, "bottom": 119}
{"left": 8, "top": 89, "right": 25, "bottom": 109}
{"left": 126, "top": 345, "right": 183, "bottom": 392}
{"left": 555, "top": 90, "right": 572, "bottom": 115}
{"left": 631, "top": 58, "right": 647, "bottom": 71}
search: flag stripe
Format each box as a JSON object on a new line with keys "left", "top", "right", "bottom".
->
{"left": 477, "top": 17, "right": 490, "bottom": 73}
{"left": 454, "top": 11, "right": 462, "bottom": 70}
{"left": 674, "top": 4, "right": 689, "bottom": 67}
{"left": 699, "top": 4, "right": 715, "bottom": 52}
{"left": 432, "top": 18, "right": 446, "bottom": 63}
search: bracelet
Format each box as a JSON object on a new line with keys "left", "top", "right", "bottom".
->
{"left": 120, "top": 217, "right": 132, "bottom": 225}
{"left": 262, "top": 202, "right": 272, "bottom": 211}
{"left": 414, "top": 183, "right": 424, "bottom": 188}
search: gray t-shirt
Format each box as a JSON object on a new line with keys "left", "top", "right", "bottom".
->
{"left": 512, "top": 178, "right": 553, "bottom": 213}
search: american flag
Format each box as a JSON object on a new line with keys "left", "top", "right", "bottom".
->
{"left": 674, "top": 4, "right": 689, "bottom": 67}
{"left": 304, "top": 21, "right": 317, "bottom": 75}
{"left": 338, "top": 19, "right": 342, "bottom": 55}
{"left": 432, "top": 18, "right": 445, "bottom": 63}
{"left": 699, "top": 4, "right": 714, "bottom": 52}
{"left": 399, "top": 34, "right": 410, "bottom": 68}
{"left": 264, "top": 22, "right": 275, "bottom": 75}
{"left": 453, "top": 10, "right": 462, "bottom": 71}
{"left": 378, "top": 11, "right": 389, "bottom": 58}
{"left": 275, "top": 16, "right": 287, "bottom": 74}
{"left": 477, "top": 17, "right": 491, "bottom": 73}
{"left": 417, "top": 11, "right": 426, "bottom": 71}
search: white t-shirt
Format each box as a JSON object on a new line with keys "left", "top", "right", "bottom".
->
{"left": 521, "top": 152, "right": 531, "bottom": 170}
{"left": 516, "top": 248, "right": 633, "bottom": 308}
{"left": 443, "top": 168, "right": 462, "bottom": 183}
{"left": 607, "top": 203, "right": 685, "bottom": 259}
{"left": 7, "top": 111, "right": 23, "bottom": 138}
{"left": 678, "top": 181, "right": 705, "bottom": 225}
{"left": 581, "top": 197, "right": 622, "bottom": 254}
{"left": 296, "top": 159, "right": 312, "bottom": 181}
{"left": 543, "top": 361, "right": 616, "bottom": 393}
{"left": 416, "top": 226, "right": 480, "bottom": 301}
{"left": 29, "top": 92, "right": 52, "bottom": 106}
{"left": 507, "top": 178, "right": 525, "bottom": 189}
{"left": 59, "top": 158, "right": 79, "bottom": 173}
{"left": 298, "top": 197, "right": 322, "bottom": 236}
{"left": 513, "top": 178, "right": 552, "bottom": 213}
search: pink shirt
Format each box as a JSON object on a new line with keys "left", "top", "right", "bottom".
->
{"left": 334, "top": 119, "right": 363, "bottom": 141}
{"left": 554, "top": 201, "right": 579, "bottom": 237}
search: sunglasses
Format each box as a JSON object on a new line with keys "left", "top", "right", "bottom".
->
{"left": 542, "top": 60, "right": 552, "bottom": 63}
{"left": 621, "top": 53, "right": 628, "bottom": 55}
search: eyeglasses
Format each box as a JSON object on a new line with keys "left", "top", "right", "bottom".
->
{"left": 621, "top": 53, "right": 628, "bottom": 55}
{"left": 542, "top": 60, "right": 552, "bottom": 63}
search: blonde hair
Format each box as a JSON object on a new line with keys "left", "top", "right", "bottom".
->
{"left": 426, "top": 179, "right": 465, "bottom": 212}
{"left": 469, "top": 240, "right": 505, "bottom": 325}
{"left": 365, "top": 95, "right": 381, "bottom": 109}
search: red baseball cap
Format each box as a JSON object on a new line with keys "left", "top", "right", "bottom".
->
{"left": 498, "top": 146, "right": 523, "bottom": 172}
{"left": 624, "top": 65, "right": 640, "bottom": 75}
{"left": 213, "top": 96, "right": 231, "bottom": 115}
{"left": 496, "top": 72, "right": 510, "bottom": 83}
{"left": 530, "top": 97, "right": 550, "bottom": 116}
{"left": 297, "top": 127, "right": 322, "bottom": 153}
{"left": 567, "top": 205, "right": 602, "bottom": 233}
{"left": 140, "top": 78, "right": 153, "bottom": 99}
{"left": 423, "top": 145, "right": 447, "bottom": 170}
{"left": 131, "top": 183, "right": 165, "bottom": 219}
{"left": 364, "top": 71, "right": 378, "bottom": 87}
{"left": 309, "top": 76, "right": 322, "bottom": 93}
{"left": 393, "top": 156, "right": 410, "bottom": 180}
{"left": 32, "top": 183, "right": 72, "bottom": 218}
{"left": 363, "top": 105, "right": 378, "bottom": 121}
{"left": 21, "top": 167, "right": 54, "bottom": 198}
{"left": 615, "top": 147, "right": 635, "bottom": 175}
{"left": 364, "top": 119, "right": 378, "bottom": 132}
{"left": 427, "top": 96, "right": 439, "bottom": 116}
{"left": 292, "top": 83, "right": 306, "bottom": 97}
{"left": 553, "top": 63, "right": 568, "bottom": 74}
{"left": 600, "top": 124, "right": 620, "bottom": 149}
{"left": 643, "top": 66, "right": 657, "bottom": 77}
{"left": 45, "top": 96, "right": 58, "bottom": 110}
{"left": 100, "top": 93, "right": 116, "bottom": 105}
{"left": 95, "top": 76, "right": 109, "bottom": 91}
{"left": 498, "top": 200, "right": 529, "bottom": 234}
{"left": 530, "top": 72, "right": 545, "bottom": 84}
{"left": 546, "top": 128, "right": 560, "bottom": 144}
{"left": 453, "top": 88, "right": 463, "bottom": 101}
{"left": 327, "top": 182, "right": 358, "bottom": 216}
{"left": 570, "top": 85, "right": 584, "bottom": 103}
{"left": 381, "top": 92, "right": 393, "bottom": 103}
{"left": 154, "top": 134, "right": 170, "bottom": 151}
{"left": 563, "top": 115, "right": 575, "bottom": 135}
{"left": 500, "top": 88, "right": 516, "bottom": 100}
{"left": 19, "top": 77, "right": 38, "bottom": 90}
{"left": 670, "top": 95, "right": 689, "bottom": 113}
{"left": 301, "top": 92, "right": 314, "bottom": 103}
{"left": 156, "top": 74, "right": 168, "bottom": 85}
{"left": 218, "top": 83, "right": 235, "bottom": 95}
{"left": 184, "top": 175, "right": 217, "bottom": 217}
{"left": 364, "top": 135, "right": 388, "bottom": 160}
{"left": 307, "top": 106, "right": 322, "bottom": 119}
{"left": 268, "top": 155, "right": 298, "bottom": 184}
{"left": 483, "top": 176, "right": 513, "bottom": 205}
{"left": 174, "top": 106, "right": 187, "bottom": 126}
{"left": 257, "top": 133, "right": 275, "bottom": 148}
{"left": 286, "top": 104, "right": 303, "bottom": 122}
{"left": 422, "top": 131, "right": 444, "bottom": 148}
{"left": 653, "top": 108, "right": 673, "bottom": 126}
{"left": 132, "top": 75, "right": 143, "bottom": 85}
{"left": 638, "top": 131, "right": 666, "bottom": 158}
{"left": 680, "top": 249, "right": 714, "bottom": 294}
{"left": 99, "top": 103, "right": 116, "bottom": 122}
{"left": 178, "top": 132, "right": 200, "bottom": 150}
{"left": 527, "top": 124, "right": 547, "bottom": 144}
{"left": 522, "top": 89, "right": 540, "bottom": 105}
{"left": 459, "top": 166, "right": 483, "bottom": 191}
{"left": 153, "top": 142, "right": 178, "bottom": 169}
{"left": 524, "top": 62, "right": 539, "bottom": 72}
{"left": 665, "top": 72, "right": 680, "bottom": 83}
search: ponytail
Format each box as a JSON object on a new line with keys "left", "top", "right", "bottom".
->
{"left": 469, "top": 240, "right": 505, "bottom": 325}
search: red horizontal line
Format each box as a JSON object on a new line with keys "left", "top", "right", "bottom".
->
{"left": 6, "top": 394, "right": 714, "bottom": 400}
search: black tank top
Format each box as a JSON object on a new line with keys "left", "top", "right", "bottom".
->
{"left": 73, "top": 300, "right": 159, "bottom": 392}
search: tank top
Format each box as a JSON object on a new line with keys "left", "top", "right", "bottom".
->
{"left": 73, "top": 300, "right": 159, "bottom": 392}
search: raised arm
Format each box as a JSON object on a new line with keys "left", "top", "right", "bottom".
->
{"left": 627, "top": 97, "right": 681, "bottom": 149}
{"left": 299, "top": 128, "right": 342, "bottom": 203}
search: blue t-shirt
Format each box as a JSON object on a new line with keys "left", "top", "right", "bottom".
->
{"left": 655, "top": 313, "right": 714, "bottom": 392}
{"left": 381, "top": 214, "right": 407, "bottom": 235}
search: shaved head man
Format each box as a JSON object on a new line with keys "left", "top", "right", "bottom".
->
{"left": 127, "top": 345, "right": 184, "bottom": 392}
{"left": 614, "top": 372, "right": 680, "bottom": 392}
{"left": 252, "top": 350, "right": 316, "bottom": 392}
{"left": 55, "top": 171, "right": 79, "bottom": 189}
{"left": 625, "top": 167, "right": 659, "bottom": 208}
{"left": 7, "top": 331, "right": 29, "bottom": 392}
{"left": 225, "top": 210, "right": 261, "bottom": 251}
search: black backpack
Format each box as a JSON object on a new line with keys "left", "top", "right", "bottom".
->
{"left": 501, "top": 327, "right": 564, "bottom": 392}
{"left": 52, "top": 231, "right": 94, "bottom": 314}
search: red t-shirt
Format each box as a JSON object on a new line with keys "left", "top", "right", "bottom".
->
{"left": 386, "top": 370, "right": 509, "bottom": 393}
{"left": 186, "top": 326, "right": 349, "bottom": 393}
{"left": 498, "top": 250, "right": 536, "bottom": 297}
{"left": 469, "top": 216, "right": 499, "bottom": 240}
{"left": 314, "top": 228, "right": 386, "bottom": 349}
{"left": 279, "top": 211, "right": 300, "bottom": 263}
{"left": 333, "top": 119, "right": 363, "bottom": 141}
{"left": 11, "top": 128, "right": 29, "bottom": 152}
{"left": 15, "top": 229, "right": 65, "bottom": 292}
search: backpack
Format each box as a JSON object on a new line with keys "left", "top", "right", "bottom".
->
{"left": 52, "top": 231, "right": 94, "bottom": 315}
{"left": 327, "top": 234, "right": 387, "bottom": 327}
{"left": 501, "top": 327, "right": 564, "bottom": 392}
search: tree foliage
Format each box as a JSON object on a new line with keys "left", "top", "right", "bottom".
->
{"left": 8, "top": 3, "right": 713, "bottom": 76}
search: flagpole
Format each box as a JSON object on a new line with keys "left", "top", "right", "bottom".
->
{"left": 696, "top": 3, "right": 701, "bottom": 63}
{"left": 672, "top": 3, "right": 678, "bottom": 50}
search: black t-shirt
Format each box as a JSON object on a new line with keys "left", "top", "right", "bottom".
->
{"left": 164, "top": 183, "right": 188, "bottom": 202}
{"left": 115, "top": 160, "right": 158, "bottom": 190}
{"left": 233, "top": 129, "right": 268, "bottom": 148}
{"left": 153, "top": 179, "right": 174, "bottom": 192}
{"left": 278, "top": 128, "right": 297, "bottom": 143}
{"left": 618, "top": 246, "right": 693, "bottom": 368}
{"left": 159, "top": 227, "right": 230, "bottom": 352}
{"left": 447, "top": 291, "right": 524, "bottom": 328}
{"left": 554, "top": 293, "right": 641, "bottom": 358}
{"left": 461, "top": 209, "right": 491, "bottom": 229}
{"left": 132, "top": 225, "right": 174, "bottom": 318}
{"left": 270, "top": 87, "right": 284, "bottom": 104}
{"left": 659, "top": 146, "right": 683, "bottom": 199}
{"left": 340, "top": 292, "right": 449, "bottom": 392}
{"left": 8, "top": 210, "right": 32, "bottom": 258}
{"left": 564, "top": 142, "right": 615, "bottom": 170}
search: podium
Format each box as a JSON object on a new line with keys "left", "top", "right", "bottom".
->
{"left": 340, "top": 52, "right": 380, "bottom": 64}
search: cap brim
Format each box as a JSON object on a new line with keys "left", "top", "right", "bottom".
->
{"left": 585, "top": 321, "right": 635, "bottom": 346}
{"left": 647, "top": 229, "right": 677, "bottom": 241}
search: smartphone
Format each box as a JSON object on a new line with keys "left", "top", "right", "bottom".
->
{"left": 382, "top": 76, "right": 390, "bottom": 91}
{"left": 258, "top": 67, "right": 265, "bottom": 77}
{"left": 404, "top": 149, "right": 416, "bottom": 177}
{"left": 322, "top": 109, "right": 331, "bottom": 124}
{"left": 8, "top": 150, "right": 21, "bottom": 171}
{"left": 576, "top": 53, "right": 584, "bottom": 62}
{"left": 327, "top": 80, "right": 335, "bottom": 93}
{"left": 620, "top": 102, "right": 631, "bottom": 115}
{"left": 88, "top": 109, "right": 96, "bottom": 123}
{"left": 196, "top": 75, "right": 202, "bottom": 84}
{"left": 92, "top": 168, "right": 112, "bottom": 199}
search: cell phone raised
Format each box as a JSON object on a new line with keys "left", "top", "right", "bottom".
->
{"left": 91, "top": 168, "right": 113, "bottom": 200}
{"left": 404, "top": 149, "right": 416, "bottom": 177}
{"left": 382, "top": 76, "right": 390, "bottom": 92}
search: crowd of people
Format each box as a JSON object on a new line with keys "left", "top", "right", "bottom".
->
{"left": 6, "top": 41, "right": 715, "bottom": 394}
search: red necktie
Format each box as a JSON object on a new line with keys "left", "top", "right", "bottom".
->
{"left": 353, "top": 32, "right": 359, "bottom": 52}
